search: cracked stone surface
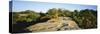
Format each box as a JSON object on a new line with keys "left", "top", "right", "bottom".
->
{"left": 26, "top": 17, "right": 81, "bottom": 32}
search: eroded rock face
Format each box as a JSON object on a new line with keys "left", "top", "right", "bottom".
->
{"left": 26, "top": 17, "right": 81, "bottom": 32}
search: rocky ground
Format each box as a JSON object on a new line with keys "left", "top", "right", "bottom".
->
{"left": 26, "top": 17, "right": 81, "bottom": 32}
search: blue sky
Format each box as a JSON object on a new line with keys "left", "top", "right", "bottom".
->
{"left": 12, "top": 1, "right": 97, "bottom": 13}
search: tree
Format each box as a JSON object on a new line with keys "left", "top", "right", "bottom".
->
{"left": 47, "top": 8, "right": 59, "bottom": 19}
{"left": 72, "top": 9, "right": 97, "bottom": 29}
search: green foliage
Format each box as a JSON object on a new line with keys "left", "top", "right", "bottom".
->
{"left": 12, "top": 8, "right": 97, "bottom": 29}
{"left": 46, "top": 8, "right": 67, "bottom": 19}
{"left": 47, "top": 8, "right": 59, "bottom": 18}
{"left": 71, "top": 9, "right": 97, "bottom": 29}
{"left": 13, "top": 10, "right": 40, "bottom": 24}
{"left": 63, "top": 10, "right": 73, "bottom": 17}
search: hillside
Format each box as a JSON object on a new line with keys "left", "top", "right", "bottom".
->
{"left": 11, "top": 8, "right": 97, "bottom": 33}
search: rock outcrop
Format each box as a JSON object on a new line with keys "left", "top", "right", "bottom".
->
{"left": 26, "top": 17, "right": 81, "bottom": 32}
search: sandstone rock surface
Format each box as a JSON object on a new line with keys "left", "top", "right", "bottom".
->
{"left": 26, "top": 17, "right": 81, "bottom": 32}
